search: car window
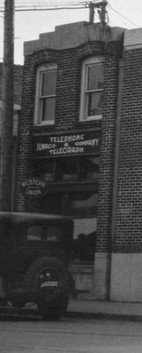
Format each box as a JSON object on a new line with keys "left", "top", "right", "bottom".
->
{"left": 45, "top": 226, "right": 61, "bottom": 241}
{"left": 27, "top": 226, "right": 41, "bottom": 240}
{"left": 27, "top": 225, "right": 61, "bottom": 241}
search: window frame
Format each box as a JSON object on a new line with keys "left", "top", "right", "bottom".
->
{"left": 34, "top": 64, "right": 57, "bottom": 126}
{"left": 79, "top": 56, "right": 104, "bottom": 122}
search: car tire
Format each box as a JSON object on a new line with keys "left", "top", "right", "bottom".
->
{"left": 37, "top": 294, "right": 69, "bottom": 320}
{"left": 25, "top": 257, "right": 70, "bottom": 320}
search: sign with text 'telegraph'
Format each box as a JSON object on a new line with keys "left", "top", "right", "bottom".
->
{"left": 32, "top": 130, "right": 101, "bottom": 158}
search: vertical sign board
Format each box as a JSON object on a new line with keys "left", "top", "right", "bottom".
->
{"left": 32, "top": 130, "right": 101, "bottom": 158}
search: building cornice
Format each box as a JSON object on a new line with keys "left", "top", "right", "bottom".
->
{"left": 24, "top": 21, "right": 125, "bottom": 56}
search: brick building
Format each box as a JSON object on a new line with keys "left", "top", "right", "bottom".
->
{"left": 15, "top": 22, "right": 142, "bottom": 302}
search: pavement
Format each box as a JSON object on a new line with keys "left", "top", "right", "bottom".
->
{"left": 1, "top": 298, "right": 142, "bottom": 321}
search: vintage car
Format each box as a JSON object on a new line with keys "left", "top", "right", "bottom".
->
{"left": 0, "top": 212, "right": 77, "bottom": 319}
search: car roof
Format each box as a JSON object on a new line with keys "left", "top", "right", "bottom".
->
{"left": 0, "top": 212, "right": 73, "bottom": 226}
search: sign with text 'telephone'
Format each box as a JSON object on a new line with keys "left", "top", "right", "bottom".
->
{"left": 32, "top": 130, "right": 101, "bottom": 158}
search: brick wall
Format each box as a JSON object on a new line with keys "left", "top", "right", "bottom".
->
{"left": 114, "top": 48, "right": 142, "bottom": 252}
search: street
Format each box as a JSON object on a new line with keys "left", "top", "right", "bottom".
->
{"left": 0, "top": 316, "right": 142, "bottom": 353}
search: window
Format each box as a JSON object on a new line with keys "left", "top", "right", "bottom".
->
{"left": 80, "top": 57, "right": 104, "bottom": 121}
{"left": 34, "top": 64, "right": 57, "bottom": 125}
{"left": 34, "top": 156, "right": 99, "bottom": 183}
{"left": 27, "top": 225, "right": 61, "bottom": 241}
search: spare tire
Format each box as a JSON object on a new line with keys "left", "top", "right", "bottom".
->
{"left": 25, "top": 257, "right": 69, "bottom": 319}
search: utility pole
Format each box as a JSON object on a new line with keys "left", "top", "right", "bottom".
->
{"left": 98, "top": 0, "right": 107, "bottom": 25}
{"left": 0, "top": 0, "right": 14, "bottom": 211}
{"left": 89, "top": 1, "right": 108, "bottom": 24}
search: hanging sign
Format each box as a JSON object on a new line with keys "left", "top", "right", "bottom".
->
{"left": 32, "top": 130, "right": 101, "bottom": 158}
{"left": 21, "top": 178, "right": 47, "bottom": 197}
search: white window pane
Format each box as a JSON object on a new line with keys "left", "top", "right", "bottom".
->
{"left": 41, "top": 70, "right": 56, "bottom": 96}
{"left": 87, "top": 63, "right": 103, "bottom": 91}
{"left": 40, "top": 97, "right": 55, "bottom": 122}
{"left": 87, "top": 91, "right": 103, "bottom": 116}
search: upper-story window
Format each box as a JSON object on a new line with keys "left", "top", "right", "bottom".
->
{"left": 34, "top": 64, "right": 57, "bottom": 125}
{"left": 80, "top": 57, "right": 104, "bottom": 121}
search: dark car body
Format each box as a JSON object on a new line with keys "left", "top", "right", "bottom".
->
{"left": 0, "top": 212, "right": 76, "bottom": 319}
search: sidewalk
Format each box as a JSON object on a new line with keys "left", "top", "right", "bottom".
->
{"left": 1, "top": 299, "right": 142, "bottom": 321}
{"left": 67, "top": 299, "right": 142, "bottom": 321}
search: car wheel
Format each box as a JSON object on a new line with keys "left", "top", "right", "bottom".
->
{"left": 25, "top": 257, "right": 69, "bottom": 319}
{"left": 37, "top": 294, "right": 69, "bottom": 320}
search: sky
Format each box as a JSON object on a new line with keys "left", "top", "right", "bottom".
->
{"left": 0, "top": 0, "right": 142, "bottom": 65}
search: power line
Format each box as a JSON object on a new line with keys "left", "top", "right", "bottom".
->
{"left": 0, "top": 1, "right": 107, "bottom": 20}
{"left": 108, "top": 3, "right": 140, "bottom": 28}
{"left": 0, "top": 1, "right": 88, "bottom": 12}
{"left": 5, "top": 7, "right": 86, "bottom": 12}
{"left": 0, "top": 1, "right": 139, "bottom": 28}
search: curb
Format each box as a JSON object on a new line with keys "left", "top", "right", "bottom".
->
{"left": 1, "top": 304, "right": 142, "bottom": 322}
{"left": 66, "top": 310, "right": 142, "bottom": 322}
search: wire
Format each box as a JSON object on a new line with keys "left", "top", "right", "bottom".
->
{"left": 12, "top": 7, "right": 86, "bottom": 12}
{"left": 0, "top": 6, "right": 87, "bottom": 13}
{"left": 108, "top": 2, "right": 140, "bottom": 28}
{"left": 0, "top": 1, "right": 87, "bottom": 12}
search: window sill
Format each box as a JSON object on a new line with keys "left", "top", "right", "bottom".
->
{"left": 79, "top": 115, "right": 102, "bottom": 122}
{"left": 34, "top": 121, "right": 55, "bottom": 126}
